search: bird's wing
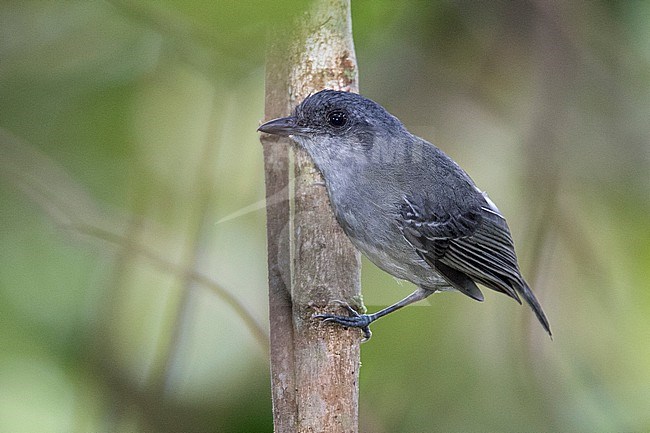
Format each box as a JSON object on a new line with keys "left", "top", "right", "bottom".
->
{"left": 399, "top": 194, "right": 523, "bottom": 303}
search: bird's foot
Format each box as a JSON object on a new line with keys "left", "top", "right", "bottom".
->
{"left": 313, "top": 302, "right": 373, "bottom": 341}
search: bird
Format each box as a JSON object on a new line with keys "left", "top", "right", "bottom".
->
{"left": 258, "top": 89, "right": 551, "bottom": 339}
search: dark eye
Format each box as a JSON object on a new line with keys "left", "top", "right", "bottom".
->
{"left": 326, "top": 110, "right": 348, "bottom": 128}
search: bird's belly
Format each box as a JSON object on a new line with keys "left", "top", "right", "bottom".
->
{"left": 327, "top": 182, "right": 448, "bottom": 289}
{"left": 347, "top": 231, "right": 448, "bottom": 290}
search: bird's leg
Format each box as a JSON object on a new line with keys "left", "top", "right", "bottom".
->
{"left": 314, "top": 287, "right": 435, "bottom": 340}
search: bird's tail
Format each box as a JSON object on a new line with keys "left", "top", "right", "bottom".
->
{"left": 517, "top": 280, "right": 552, "bottom": 337}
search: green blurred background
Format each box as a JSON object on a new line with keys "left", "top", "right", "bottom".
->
{"left": 1, "top": 1, "right": 649, "bottom": 432}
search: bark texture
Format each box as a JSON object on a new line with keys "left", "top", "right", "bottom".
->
{"left": 260, "top": 1, "right": 361, "bottom": 432}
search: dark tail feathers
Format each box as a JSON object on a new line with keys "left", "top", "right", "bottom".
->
{"left": 517, "top": 280, "right": 552, "bottom": 337}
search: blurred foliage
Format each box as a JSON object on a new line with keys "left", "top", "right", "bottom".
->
{"left": 1, "top": 0, "right": 649, "bottom": 432}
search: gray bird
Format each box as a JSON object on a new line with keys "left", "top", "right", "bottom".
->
{"left": 258, "top": 89, "right": 551, "bottom": 339}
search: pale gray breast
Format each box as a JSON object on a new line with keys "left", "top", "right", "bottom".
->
{"left": 324, "top": 170, "right": 449, "bottom": 290}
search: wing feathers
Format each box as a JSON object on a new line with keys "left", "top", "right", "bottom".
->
{"left": 399, "top": 196, "right": 551, "bottom": 336}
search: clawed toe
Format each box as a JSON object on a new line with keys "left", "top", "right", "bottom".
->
{"left": 313, "top": 306, "right": 374, "bottom": 341}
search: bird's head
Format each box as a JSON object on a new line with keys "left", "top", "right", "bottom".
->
{"left": 258, "top": 90, "right": 409, "bottom": 170}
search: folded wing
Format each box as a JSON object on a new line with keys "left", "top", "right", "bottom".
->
{"left": 399, "top": 195, "right": 551, "bottom": 335}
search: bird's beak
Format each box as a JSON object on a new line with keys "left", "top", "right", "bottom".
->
{"left": 258, "top": 116, "right": 308, "bottom": 136}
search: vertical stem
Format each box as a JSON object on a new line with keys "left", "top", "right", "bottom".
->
{"left": 263, "top": 37, "right": 298, "bottom": 432}
{"left": 261, "top": 1, "right": 361, "bottom": 432}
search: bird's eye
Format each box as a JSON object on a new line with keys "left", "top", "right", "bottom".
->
{"left": 326, "top": 110, "right": 349, "bottom": 128}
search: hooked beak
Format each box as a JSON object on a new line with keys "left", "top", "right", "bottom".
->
{"left": 258, "top": 116, "right": 309, "bottom": 137}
